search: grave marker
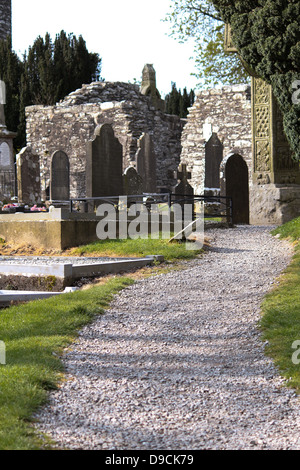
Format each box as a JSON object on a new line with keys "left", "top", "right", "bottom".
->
{"left": 86, "top": 124, "right": 123, "bottom": 198}
{"left": 50, "top": 150, "right": 70, "bottom": 201}
{"left": 123, "top": 167, "right": 143, "bottom": 195}
{"left": 16, "top": 147, "right": 41, "bottom": 204}
{"left": 205, "top": 133, "right": 223, "bottom": 189}
{"left": 136, "top": 133, "right": 157, "bottom": 193}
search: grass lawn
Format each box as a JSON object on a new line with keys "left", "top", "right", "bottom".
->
{"left": 68, "top": 236, "right": 203, "bottom": 261}
{"left": 259, "top": 217, "right": 300, "bottom": 391}
{"left": 0, "top": 276, "right": 134, "bottom": 449}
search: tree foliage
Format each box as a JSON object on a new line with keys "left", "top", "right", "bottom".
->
{"left": 0, "top": 31, "right": 102, "bottom": 149}
{"left": 165, "top": 0, "right": 250, "bottom": 87}
{"left": 211, "top": 0, "right": 300, "bottom": 160}
{"left": 165, "top": 83, "right": 195, "bottom": 117}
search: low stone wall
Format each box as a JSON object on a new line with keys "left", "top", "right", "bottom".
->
{"left": 0, "top": 207, "right": 192, "bottom": 250}
{"left": 250, "top": 184, "right": 300, "bottom": 225}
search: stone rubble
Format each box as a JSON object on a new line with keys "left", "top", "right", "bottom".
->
{"left": 35, "top": 225, "right": 300, "bottom": 450}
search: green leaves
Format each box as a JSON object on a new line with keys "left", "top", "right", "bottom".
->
{"left": 165, "top": 0, "right": 250, "bottom": 87}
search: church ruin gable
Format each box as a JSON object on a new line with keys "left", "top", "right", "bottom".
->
{"left": 25, "top": 81, "right": 183, "bottom": 199}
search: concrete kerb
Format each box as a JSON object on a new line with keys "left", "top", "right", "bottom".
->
{"left": 0, "top": 255, "right": 163, "bottom": 305}
{"left": 0, "top": 256, "right": 161, "bottom": 281}
{"left": 0, "top": 287, "right": 78, "bottom": 307}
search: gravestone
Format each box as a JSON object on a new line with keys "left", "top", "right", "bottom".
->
{"left": 86, "top": 124, "right": 123, "bottom": 198}
{"left": 123, "top": 167, "right": 143, "bottom": 195}
{"left": 0, "top": 142, "right": 10, "bottom": 167}
{"left": 205, "top": 132, "right": 223, "bottom": 189}
{"left": 174, "top": 163, "right": 194, "bottom": 220}
{"left": 174, "top": 164, "right": 194, "bottom": 197}
{"left": 50, "top": 150, "right": 70, "bottom": 201}
{"left": 16, "top": 147, "right": 41, "bottom": 204}
{"left": 136, "top": 133, "right": 157, "bottom": 193}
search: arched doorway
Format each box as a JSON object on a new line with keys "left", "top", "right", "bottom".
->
{"left": 223, "top": 153, "right": 249, "bottom": 224}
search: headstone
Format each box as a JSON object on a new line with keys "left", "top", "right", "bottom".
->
{"left": 136, "top": 133, "right": 157, "bottom": 193}
{"left": 16, "top": 147, "right": 41, "bottom": 205}
{"left": 123, "top": 167, "right": 143, "bottom": 195}
{"left": 86, "top": 123, "right": 123, "bottom": 198}
{"left": 205, "top": 132, "right": 223, "bottom": 189}
{"left": 0, "top": 142, "right": 10, "bottom": 167}
{"left": 173, "top": 163, "right": 194, "bottom": 220}
{"left": 174, "top": 163, "right": 194, "bottom": 197}
{"left": 50, "top": 150, "right": 70, "bottom": 201}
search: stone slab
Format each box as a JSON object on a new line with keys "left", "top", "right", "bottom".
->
{"left": 250, "top": 184, "right": 300, "bottom": 225}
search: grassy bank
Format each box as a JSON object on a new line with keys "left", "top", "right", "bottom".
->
{"left": 0, "top": 277, "right": 134, "bottom": 449}
{"left": 260, "top": 217, "right": 300, "bottom": 391}
{"left": 68, "top": 236, "right": 203, "bottom": 261}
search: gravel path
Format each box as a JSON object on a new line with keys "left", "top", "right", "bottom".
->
{"left": 35, "top": 225, "right": 300, "bottom": 450}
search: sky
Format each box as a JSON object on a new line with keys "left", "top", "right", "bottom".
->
{"left": 11, "top": 0, "right": 199, "bottom": 97}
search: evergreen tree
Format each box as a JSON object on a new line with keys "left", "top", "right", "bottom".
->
{"left": 0, "top": 30, "right": 102, "bottom": 150}
{"left": 211, "top": 0, "right": 300, "bottom": 160}
{"left": 0, "top": 36, "right": 24, "bottom": 147}
{"left": 165, "top": 82, "right": 195, "bottom": 117}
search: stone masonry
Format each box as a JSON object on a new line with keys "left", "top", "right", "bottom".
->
{"left": 25, "top": 81, "right": 183, "bottom": 200}
{"left": 180, "top": 84, "right": 252, "bottom": 195}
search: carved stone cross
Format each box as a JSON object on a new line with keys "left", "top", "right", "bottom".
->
{"left": 175, "top": 164, "right": 191, "bottom": 183}
{"left": 174, "top": 163, "right": 193, "bottom": 197}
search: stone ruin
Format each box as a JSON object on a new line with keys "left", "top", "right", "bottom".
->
{"left": 19, "top": 66, "right": 183, "bottom": 203}
{"left": 5, "top": 58, "right": 300, "bottom": 231}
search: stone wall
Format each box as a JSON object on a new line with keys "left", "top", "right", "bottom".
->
{"left": 25, "top": 81, "right": 183, "bottom": 199}
{"left": 0, "top": 0, "right": 11, "bottom": 41}
{"left": 180, "top": 84, "right": 252, "bottom": 194}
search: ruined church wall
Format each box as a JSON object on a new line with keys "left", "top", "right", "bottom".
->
{"left": 180, "top": 84, "right": 252, "bottom": 194}
{"left": 25, "top": 82, "right": 183, "bottom": 199}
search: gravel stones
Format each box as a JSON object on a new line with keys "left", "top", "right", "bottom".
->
{"left": 35, "top": 225, "right": 300, "bottom": 450}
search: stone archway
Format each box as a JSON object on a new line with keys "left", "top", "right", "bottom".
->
{"left": 221, "top": 153, "right": 249, "bottom": 224}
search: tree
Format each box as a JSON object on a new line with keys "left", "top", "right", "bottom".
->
{"left": 211, "top": 0, "right": 300, "bottom": 160}
{"left": 0, "top": 36, "right": 24, "bottom": 148}
{"left": 165, "top": 0, "right": 250, "bottom": 87}
{"left": 0, "top": 30, "right": 102, "bottom": 150}
{"left": 165, "top": 83, "right": 195, "bottom": 117}
{"left": 22, "top": 30, "right": 102, "bottom": 106}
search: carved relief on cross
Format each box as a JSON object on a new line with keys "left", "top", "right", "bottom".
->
{"left": 175, "top": 164, "right": 191, "bottom": 184}
{"left": 174, "top": 163, "right": 194, "bottom": 197}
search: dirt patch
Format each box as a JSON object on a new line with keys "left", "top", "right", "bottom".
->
{"left": 0, "top": 274, "right": 66, "bottom": 292}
